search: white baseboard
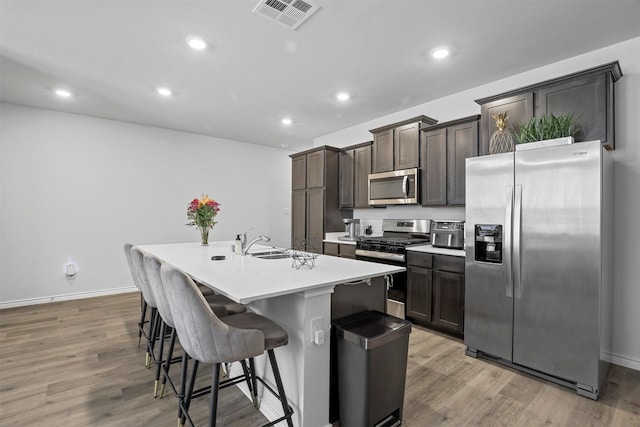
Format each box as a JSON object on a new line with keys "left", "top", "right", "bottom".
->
{"left": 602, "top": 351, "right": 640, "bottom": 371}
{"left": 0, "top": 286, "right": 138, "bottom": 310}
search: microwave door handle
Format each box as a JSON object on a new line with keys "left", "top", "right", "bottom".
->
{"left": 402, "top": 175, "right": 409, "bottom": 198}
{"left": 448, "top": 234, "right": 452, "bottom": 247}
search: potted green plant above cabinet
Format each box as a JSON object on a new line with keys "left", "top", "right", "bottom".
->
{"left": 515, "top": 112, "right": 581, "bottom": 150}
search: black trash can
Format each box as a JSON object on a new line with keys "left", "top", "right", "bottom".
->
{"left": 333, "top": 310, "right": 412, "bottom": 427}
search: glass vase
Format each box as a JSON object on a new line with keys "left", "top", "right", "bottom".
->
{"left": 200, "top": 227, "right": 210, "bottom": 246}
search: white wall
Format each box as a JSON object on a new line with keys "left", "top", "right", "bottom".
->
{"left": 315, "top": 37, "right": 640, "bottom": 369}
{"left": 0, "top": 104, "right": 291, "bottom": 304}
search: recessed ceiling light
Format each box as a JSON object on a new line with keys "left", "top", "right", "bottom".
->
{"left": 186, "top": 36, "right": 207, "bottom": 50}
{"left": 336, "top": 92, "right": 350, "bottom": 101}
{"left": 55, "top": 89, "right": 72, "bottom": 97}
{"left": 281, "top": 118, "right": 292, "bottom": 125}
{"left": 157, "top": 87, "right": 172, "bottom": 96}
{"left": 432, "top": 48, "right": 450, "bottom": 59}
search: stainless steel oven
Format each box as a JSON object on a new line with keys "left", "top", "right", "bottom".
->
{"left": 354, "top": 252, "right": 407, "bottom": 319}
{"left": 355, "top": 219, "right": 431, "bottom": 319}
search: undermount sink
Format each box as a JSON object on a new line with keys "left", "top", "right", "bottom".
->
{"left": 250, "top": 250, "right": 291, "bottom": 260}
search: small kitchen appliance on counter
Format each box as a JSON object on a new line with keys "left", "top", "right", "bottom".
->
{"left": 339, "top": 218, "right": 360, "bottom": 241}
{"left": 431, "top": 220, "right": 465, "bottom": 249}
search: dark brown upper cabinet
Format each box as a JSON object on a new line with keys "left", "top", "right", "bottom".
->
{"left": 370, "top": 115, "right": 438, "bottom": 173}
{"left": 477, "top": 93, "right": 533, "bottom": 156}
{"left": 353, "top": 144, "right": 372, "bottom": 208}
{"left": 290, "top": 146, "right": 348, "bottom": 253}
{"left": 291, "top": 154, "right": 307, "bottom": 190}
{"left": 339, "top": 149, "right": 354, "bottom": 208}
{"left": 420, "top": 116, "right": 479, "bottom": 206}
{"left": 339, "top": 142, "right": 372, "bottom": 209}
{"left": 475, "top": 61, "right": 622, "bottom": 154}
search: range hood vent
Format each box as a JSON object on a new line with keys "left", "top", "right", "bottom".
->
{"left": 252, "top": 0, "right": 321, "bottom": 30}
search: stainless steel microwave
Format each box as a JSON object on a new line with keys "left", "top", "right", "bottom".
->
{"left": 368, "top": 168, "right": 419, "bottom": 206}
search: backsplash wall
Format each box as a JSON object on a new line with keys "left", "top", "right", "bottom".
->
{"left": 353, "top": 206, "right": 465, "bottom": 236}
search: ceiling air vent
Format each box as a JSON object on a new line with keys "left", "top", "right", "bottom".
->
{"left": 253, "top": 0, "right": 321, "bottom": 30}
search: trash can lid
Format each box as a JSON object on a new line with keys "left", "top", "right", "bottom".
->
{"left": 332, "top": 310, "right": 411, "bottom": 350}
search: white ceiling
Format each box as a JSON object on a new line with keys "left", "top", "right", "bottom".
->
{"left": 1, "top": 0, "right": 639, "bottom": 151}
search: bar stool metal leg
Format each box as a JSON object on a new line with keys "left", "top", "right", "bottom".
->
{"left": 268, "top": 349, "right": 294, "bottom": 427}
{"left": 209, "top": 363, "right": 221, "bottom": 427}
{"left": 154, "top": 319, "right": 167, "bottom": 397}
{"left": 138, "top": 299, "right": 148, "bottom": 346}
{"left": 160, "top": 328, "right": 178, "bottom": 398}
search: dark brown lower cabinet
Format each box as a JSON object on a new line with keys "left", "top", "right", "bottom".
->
{"left": 323, "top": 242, "right": 356, "bottom": 259}
{"left": 433, "top": 270, "right": 465, "bottom": 334}
{"left": 406, "top": 266, "right": 432, "bottom": 323}
{"left": 406, "top": 252, "right": 465, "bottom": 337}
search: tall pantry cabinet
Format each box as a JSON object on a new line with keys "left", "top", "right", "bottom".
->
{"left": 290, "top": 146, "right": 349, "bottom": 253}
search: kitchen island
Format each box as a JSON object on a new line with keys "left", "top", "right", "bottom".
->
{"left": 137, "top": 241, "right": 404, "bottom": 427}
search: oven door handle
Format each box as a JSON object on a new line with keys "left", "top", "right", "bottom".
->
{"left": 355, "top": 249, "right": 405, "bottom": 263}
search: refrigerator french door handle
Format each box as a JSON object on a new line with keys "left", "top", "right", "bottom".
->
{"left": 505, "top": 186, "right": 514, "bottom": 298}
{"left": 513, "top": 185, "right": 523, "bottom": 299}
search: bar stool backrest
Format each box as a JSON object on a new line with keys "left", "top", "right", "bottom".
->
{"left": 142, "top": 252, "right": 175, "bottom": 328}
{"left": 160, "top": 263, "right": 264, "bottom": 364}
{"left": 123, "top": 243, "right": 143, "bottom": 293}
{"left": 130, "top": 246, "right": 158, "bottom": 308}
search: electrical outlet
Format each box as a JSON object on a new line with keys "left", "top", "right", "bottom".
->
{"left": 310, "top": 316, "right": 323, "bottom": 344}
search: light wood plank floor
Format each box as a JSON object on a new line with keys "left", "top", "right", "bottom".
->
{"left": 0, "top": 292, "right": 638, "bottom": 426}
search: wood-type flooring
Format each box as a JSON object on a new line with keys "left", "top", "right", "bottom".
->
{"left": 0, "top": 292, "right": 638, "bottom": 426}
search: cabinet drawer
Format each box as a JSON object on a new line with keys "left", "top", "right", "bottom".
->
{"left": 407, "top": 252, "right": 433, "bottom": 268}
{"left": 433, "top": 255, "right": 464, "bottom": 274}
{"left": 324, "top": 242, "right": 339, "bottom": 257}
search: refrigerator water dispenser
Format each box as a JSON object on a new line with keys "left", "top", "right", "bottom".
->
{"left": 474, "top": 224, "right": 503, "bottom": 263}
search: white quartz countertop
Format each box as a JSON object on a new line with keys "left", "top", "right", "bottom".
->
{"left": 323, "top": 237, "right": 357, "bottom": 245}
{"left": 323, "top": 231, "right": 382, "bottom": 245}
{"left": 137, "top": 241, "right": 404, "bottom": 304}
{"left": 407, "top": 244, "right": 466, "bottom": 258}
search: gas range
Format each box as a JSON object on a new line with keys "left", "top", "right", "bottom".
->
{"left": 355, "top": 219, "right": 431, "bottom": 263}
{"left": 355, "top": 219, "right": 431, "bottom": 320}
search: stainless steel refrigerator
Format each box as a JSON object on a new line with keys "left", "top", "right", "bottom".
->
{"left": 464, "top": 139, "right": 613, "bottom": 400}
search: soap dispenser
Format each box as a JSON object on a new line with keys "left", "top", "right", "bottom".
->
{"left": 234, "top": 234, "right": 243, "bottom": 255}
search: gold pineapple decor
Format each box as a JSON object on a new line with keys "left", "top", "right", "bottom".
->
{"left": 489, "top": 111, "right": 515, "bottom": 154}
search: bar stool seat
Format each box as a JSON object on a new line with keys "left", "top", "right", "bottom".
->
{"left": 204, "top": 294, "right": 247, "bottom": 317}
{"left": 160, "top": 263, "right": 294, "bottom": 427}
{"left": 223, "top": 313, "right": 288, "bottom": 350}
{"left": 197, "top": 283, "right": 215, "bottom": 296}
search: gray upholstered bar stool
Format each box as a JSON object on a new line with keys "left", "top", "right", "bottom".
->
{"left": 127, "top": 245, "right": 248, "bottom": 369}
{"left": 143, "top": 252, "right": 233, "bottom": 400}
{"left": 160, "top": 263, "right": 294, "bottom": 427}
{"left": 123, "top": 243, "right": 150, "bottom": 347}
{"left": 128, "top": 246, "right": 166, "bottom": 369}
